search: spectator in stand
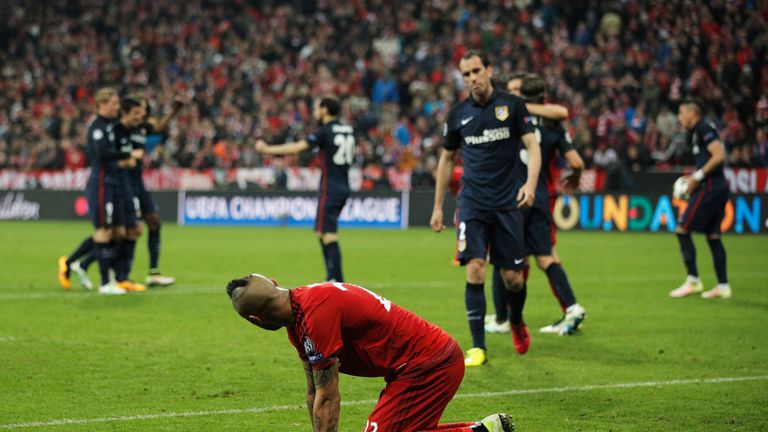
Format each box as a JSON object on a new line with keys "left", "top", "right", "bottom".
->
{"left": 0, "top": 0, "right": 766, "bottom": 185}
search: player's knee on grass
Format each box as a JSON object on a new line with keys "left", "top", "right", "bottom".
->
{"left": 466, "top": 258, "right": 486, "bottom": 284}
{"left": 675, "top": 226, "right": 688, "bottom": 235}
{"left": 144, "top": 212, "right": 161, "bottom": 232}
{"left": 500, "top": 268, "right": 524, "bottom": 292}
{"left": 707, "top": 234, "right": 720, "bottom": 240}
{"left": 320, "top": 232, "right": 339, "bottom": 245}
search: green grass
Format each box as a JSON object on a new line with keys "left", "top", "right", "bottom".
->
{"left": 0, "top": 221, "right": 767, "bottom": 431}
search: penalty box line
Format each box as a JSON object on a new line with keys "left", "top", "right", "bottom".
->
{"left": 2, "top": 375, "right": 767, "bottom": 429}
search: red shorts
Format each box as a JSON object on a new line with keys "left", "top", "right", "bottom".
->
{"left": 363, "top": 342, "right": 464, "bottom": 432}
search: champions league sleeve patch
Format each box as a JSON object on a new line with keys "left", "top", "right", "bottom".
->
{"left": 93, "top": 129, "right": 104, "bottom": 140}
{"left": 303, "top": 337, "right": 324, "bottom": 363}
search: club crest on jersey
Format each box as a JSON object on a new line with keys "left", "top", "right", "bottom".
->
{"left": 495, "top": 105, "right": 509, "bottom": 121}
{"left": 303, "top": 337, "right": 324, "bottom": 363}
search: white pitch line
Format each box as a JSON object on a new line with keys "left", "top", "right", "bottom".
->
{"left": 1, "top": 375, "right": 766, "bottom": 429}
{"left": 1, "top": 272, "right": 767, "bottom": 301}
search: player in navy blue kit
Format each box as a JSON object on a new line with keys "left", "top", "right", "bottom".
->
{"left": 255, "top": 98, "right": 354, "bottom": 283}
{"left": 485, "top": 73, "right": 576, "bottom": 335}
{"left": 109, "top": 97, "right": 148, "bottom": 293}
{"left": 59, "top": 88, "right": 122, "bottom": 292}
{"left": 507, "top": 75, "right": 587, "bottom": 335}
{"left": 670, "top": 99, "right": 731, "bottom": 299}
{"left": 431, "top": 52, "right": 541, "bottom": 366}
{"left": 131, "top": 96, "right": 183, "bottom": 287}
{"left": 59, "top": 89, "right": 141, "bottom": 295}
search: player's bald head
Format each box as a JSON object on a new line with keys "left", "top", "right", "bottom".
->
{"left": 226, "top": 274, "right": 287, "bottom": 330}
{"left": 227, "top": 274, "right": 275, "bottom": 312}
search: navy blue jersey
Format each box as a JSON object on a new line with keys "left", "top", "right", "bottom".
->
{"left": 308, "top": 120, "right": 355, "bottom": 199}
{"left": 517, "top": 117, "right": 574, "bottom": 211}
{"left": 443, "top": 91, "right": 534, "bottom": 210}
{"left": 690, "top": 119, "right": 725, "bottom": 181}
{"left": 128, "top": 122, "right": 152, "bottom": 187}
{"left": 86, "top": 115, "right": 128, "bottom": 186}
{"left": 112, "top": 121, "right": 137, "bottom": 189}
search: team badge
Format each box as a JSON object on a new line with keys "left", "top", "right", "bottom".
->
{"left": 457, "top": 239, "right": 467, "bottom": 252}
{"left": 495, "top": 105, "right": 509, "bottom": 121}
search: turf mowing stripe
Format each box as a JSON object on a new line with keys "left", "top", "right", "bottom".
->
{"left": 2, "top": 375, "right": 767, "bottom": 429}
{"left": 1, "top": 272, "right": 767, "bottom": 300}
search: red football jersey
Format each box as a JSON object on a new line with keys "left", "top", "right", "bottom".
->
{"left": 286, "top": 282, "right": 457, "bottom": 378}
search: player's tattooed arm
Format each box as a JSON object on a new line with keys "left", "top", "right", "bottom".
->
{"left": 311, "top": 361, "right": 341, "bottom": 432}
{"left": 302, "top": 361, "right": 316, "bottom": 423}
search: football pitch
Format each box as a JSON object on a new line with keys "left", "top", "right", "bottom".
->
{"left": 0, "top": 221, "right": 766, "bottom": 431}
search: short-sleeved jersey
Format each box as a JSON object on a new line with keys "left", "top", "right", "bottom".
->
{"left": 443, "top": 91, "right": 534, "bottom": 210}
{"left": 516, "top": 117, "right": 574, "bottom": 212}
{"left": 86, "top": 115, "right": 125, "bottom": 186}
{"left": 286, "top": 283, "right": 457, "bottom": 379}
{"left": 307, "top": 120, "right": 355, "bottom": 199}
{"left": 690, "top": 119, "right": 725, "bottom": 181}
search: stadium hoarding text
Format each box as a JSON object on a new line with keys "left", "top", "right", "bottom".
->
{"left": 552, "top": 193, "right": 768, "bottom": 234}
{"left": 179, "top": 191, "right": 408, "bottom": 229}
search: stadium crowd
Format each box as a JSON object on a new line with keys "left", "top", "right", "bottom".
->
{"left": 1, "top": 0, "right": 767, "bottom": 189}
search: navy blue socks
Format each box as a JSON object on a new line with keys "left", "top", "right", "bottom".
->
{"left": 677, "top": 233, "right": 698, "bottom": 277}
{"left": 465, "top": 282, "right": 486, "bottom": 350}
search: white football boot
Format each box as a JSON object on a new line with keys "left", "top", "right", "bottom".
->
{"left": 98, "top": 282, "right": 127, "bottom": 295}
{"left": 701, "top": 284, "right": 732, "bottom": 299}
{"left": 70, "top": 261, "right": 93, "bottom": 290}
{"left": 669, "top": 276, "right": 703, "bottom": 298}
{"left": 484, "top": 314, "right": 511, "bottom": 333}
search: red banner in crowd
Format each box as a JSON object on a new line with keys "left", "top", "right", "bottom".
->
{"left": 0, "top": 168, "right": 215, "bottom": 191}
{"left": 0, "top": 167, "right": 412, "bottom": 191}
{"left": 725, "top": 168, "right": 768, "bottom": 194}
{"left": 1, "top": 167, "right": 762, "bottom": 193}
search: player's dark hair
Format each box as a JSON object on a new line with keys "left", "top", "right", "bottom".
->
{"left": 120, "top": 97, "right": 142, "bottom": 114}
{"left": 226, "top": 277, "right": 249, "bottom": 300}
{"left": 681, "top": 98, "right": 704, "bottom": 116}
{"left": 319, "top": 98, "right": 341, "bottom": 117}
{"left": 521, "top": 74, "right": 546, "bottom": 103}
{"left": 461, "top": 50, "right": 490, "bottom": 68}
{"left": 508, "top": 72, "right": 529, "bottom": 82}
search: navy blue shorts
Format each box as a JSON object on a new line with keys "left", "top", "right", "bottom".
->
{"left": 133, "top": 183, "right": 158, "bottom": 216}
{"left": 678, "top": 180, "right": 729, "bottom": 235}
{"left": 115, "top": 186, "right": 141, "bottom": 228}
{"left": 455, "top": 207, "right": 525, "bottom": 270}
{"left": 315, "top": 194, "right": 348, "bottom": 234}
{"left": 87, "top": 182, "right": 117, "bottom": 228}
{"left": 523, "top": 207, "right": 553, "bottom": 257}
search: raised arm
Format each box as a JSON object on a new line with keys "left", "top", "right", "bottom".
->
{"left": 255, "top": 138, "right": 310, "bottom": 156}
{"left": 430, "top": 148, "right": 456, "bottom": 232}
{"left": 150, "top": 99, "right": 185, "bottom": 133}
{"left": 311, "top": 362, "right": 341, "bottom": 432}
{"left": 526, "top": 103, "right": 568, "bottom": 121}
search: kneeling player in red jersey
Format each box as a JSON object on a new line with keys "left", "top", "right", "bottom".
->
{"left": 226, "top": 274, "right": 514, "bottom": 432}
